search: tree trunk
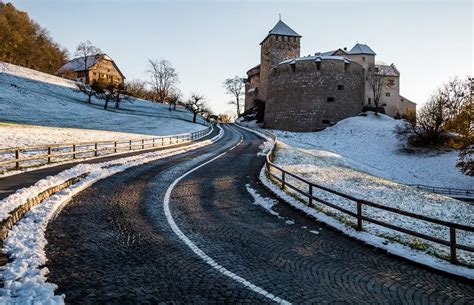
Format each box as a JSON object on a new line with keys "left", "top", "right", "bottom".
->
{"left": 173, "top": 103, "right": 176, "bottom": 111}
{"left": 104, "top": 98, "right": 109, "bottom": 110}
{"left": 87, "top": 93, "right": 92, "bottom": 104}
{"left": 193, "top": 112, "right": 197, "bottom": 123}
{"left": 236, "top": 95, "right": 240, "bottom": 117}
{"left": 115, "top": 95, "right": 120, "bottom": 109}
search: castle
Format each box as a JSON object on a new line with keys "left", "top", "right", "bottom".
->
{"left": 244, "top": 19, "right": 416, "bottom": 131}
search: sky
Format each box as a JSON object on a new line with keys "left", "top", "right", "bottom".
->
{"left": 9, "top": 0, "right": 473, "bottom": 114}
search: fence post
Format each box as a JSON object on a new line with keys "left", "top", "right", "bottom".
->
{"left": 142, "top": 139, "right": 144, "bottom": 149}
{"left": 356, "top": 201, "right": 363, "bottom": 231}
{"left": 94, "top": 143, "right": 98, "bottom": 156}
{"left": 281, "top": 171, "right": 286, "bottom": 190}
{"left": 152, "top": 139, "right": 155, "bottom": 148}
{"left": 162, "top": 137, "right": 164, "bottom": 146}
{"left": 15, "top": 149, "right": 20, "bottom": 169}
{"left": 114, "top": 142, "right": 117, "bottom": 153}
{"left": 309, "top": 184, "right": 313, "bottom": 206}
{"left": 47, "top": 147, "right": 51, "bottom": 163}
{"left": 450, "top": 227, "right": 457, "bottom": 264}
{"left": 73, "top": 145, "right": 76, "bottom": 159}
{"left": 129, "top": 140, "right": 132, "bottom": 150}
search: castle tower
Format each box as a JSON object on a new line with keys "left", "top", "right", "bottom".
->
{"left": 259, "top": 19, "right": 301, "bottom": 101}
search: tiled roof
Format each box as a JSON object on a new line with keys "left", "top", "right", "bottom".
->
{"left": 348, "top": 43, "right": 376, "bottom": 55}
{"left": 57, "top": 54, "right": 101, "bottom": 73}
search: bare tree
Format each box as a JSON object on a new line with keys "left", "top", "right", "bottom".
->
{"left": 75, "top": 41, "right": 101, "bottom": 84}
{"left": 77, "top": 82, "right": 96, "bottom": 104}
{"left": 147, "top": 58, "right": 179, "bottom": 103}
{"left": 368, "top": 66, "right": 387, "bottom": 115}
{"left": 223, "top": 76, "right": 245, "bottom": 117}
{"left": 125, "top": 79, "right": 149, "bottom": 100}
{"left": 184, "top": 93, "right": 208, "bottom": 123}
{"left": 168, "top": 89, "right": 182, "bottom": 111}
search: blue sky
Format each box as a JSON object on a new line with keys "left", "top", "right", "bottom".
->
{"left": 10, "top": 0, "right": 473, "bottom": 114}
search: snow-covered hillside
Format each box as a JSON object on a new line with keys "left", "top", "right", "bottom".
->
{"left": 271, "top": 113, "right": 472, "bottom": 189}
{"left": 0, "top": 62, "right": 207, "bottom": 147}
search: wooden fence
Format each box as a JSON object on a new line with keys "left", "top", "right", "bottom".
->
{"left": 238, "top": 124, "right": 474, "bottom": 264}
{"left": 408, "top": 184, "right": 474, "bottom": 200}
{"left": 0, "top": 126, "right": 212, "bottom": 172}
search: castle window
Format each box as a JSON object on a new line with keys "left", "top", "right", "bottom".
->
{"left": 290, "top": 63, "right": 296, "bottom": 72}
{"left": 327, "top": 97, "right": 335, "bottom": 102}
{"left": 316, "top": 61, "right": 321, "bottom": 70}
{"left": 344, "top": 63, "right": 349, "bottom": 72}
{"left": 362, "top": 56, "right": 366, "bottom": 61}
{"left": 368, "top": 97, "right": 372, "bottom": 105}
{"left": 338, "top": 85, "right": 344, "bottom": 90}
{"left": 385, "top": 92, "right": 390, "bottom": 97}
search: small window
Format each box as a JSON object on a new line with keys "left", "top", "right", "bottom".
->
{"left": 316, "top": 61, "right": 321, "bottom": 70}
{"left": 338, "top": 85, "right": 344, "bottom": 90}
{"left": 290, "top": 63, "right": 296, "bottom": 72}
{"left": 322, "top": 119, "right": 331, "bottom": 124}
{"left": 385, "top": 92, "right": 390, "bottom": 97}
{"left": 368, "top": 97, "right": 372, "bottom": 105}
{"left": 344, "top": 62, "right": 349, "bottom": 72}
{"left": 362, "top": 56, "right": 366, "bottom": 61}
{"left": 327, "top": 97, "right": 335, "bottom": 102}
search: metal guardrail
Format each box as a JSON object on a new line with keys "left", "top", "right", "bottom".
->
{"left": 237, "top": 123, "right": 474, "bottom": 264}
{"left": 0, "top": 125, "right": 212, "bottom": 172}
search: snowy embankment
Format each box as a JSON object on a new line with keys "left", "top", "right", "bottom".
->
{"left": 0, "top": 62, "right": 207, "bottom": 142}
{"left": 272, "top": 113, "right": 472, "bottom": 189}
{"left": 272, "top": 141, "right": 473, "bottom": 264}
{"left": 0, "top": 125, "right": 222, "bottom": 304}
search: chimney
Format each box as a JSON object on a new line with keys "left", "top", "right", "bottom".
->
{"left": 343, "top": 47, "right": 347, "bottom": 51}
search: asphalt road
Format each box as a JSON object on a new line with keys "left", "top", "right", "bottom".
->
{"left": 44, "top": 124, "right": 474, "bottom": 304}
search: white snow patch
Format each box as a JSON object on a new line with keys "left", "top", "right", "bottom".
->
{"left": 245, "top": 184, "right": 281, "bottom": 218}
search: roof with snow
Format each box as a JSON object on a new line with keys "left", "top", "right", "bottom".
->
{"left": 348, "top": 43, "right": 376, "bottom": 55}
{"left": 261, "top": 20, "right": 301, "bottom": 44}
{"left": 376, "top": 64, "right": 400, "bottom": 76}
{"left": 278, "top": 55, "right": 352, "bottom": 66}
{"left": 57, "top": 54, "right": 101, "bottom": 73}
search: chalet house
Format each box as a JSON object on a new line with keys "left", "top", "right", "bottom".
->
{"left": 56, "top": 54, "right": 125, "bottom": 86}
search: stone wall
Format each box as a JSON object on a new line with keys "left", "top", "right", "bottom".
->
{"left": 259, "top": 35, "right": 300, "bottom": 101}
{"left": 264, "top": 58, "right": 365, "bottom": 131}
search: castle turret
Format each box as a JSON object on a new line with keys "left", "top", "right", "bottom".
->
{"left": 259, "top": 19, "right": 301, "bottom": 101}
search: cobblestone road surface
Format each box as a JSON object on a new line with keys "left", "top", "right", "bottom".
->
{"left": 45, "top": 124, "right": 474, "bottom": 304}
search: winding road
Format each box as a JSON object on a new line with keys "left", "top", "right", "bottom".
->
{"left": 44, "top": 124, "right": 474, "bottom": 304}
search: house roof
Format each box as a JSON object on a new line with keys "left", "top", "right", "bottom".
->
{"left": 348, "top": 43, "right": 376, "bottom": 55}
{"left": 57, "top": 55, "right": 100, "bottom": 73}
{"left": 376, "top": 64, "right": 399, "bottom": 76}
{"left": 319, "top": 48, "right": 348, "bottom": 57}
{"left": 57, "top": 54, "right": 125, "bottom": 79}
{"left": 261, "top": 19, "right": 301, "bottom": 44}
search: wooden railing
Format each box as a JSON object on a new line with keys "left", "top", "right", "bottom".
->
{"left": 0, "top": 125, "right": 212, "bottom": 172}
{"left": 237, "top": 123, "right": 474, "bottom": 264}
{"left": 408, "top": 184, "right": 474, "bottom": 199}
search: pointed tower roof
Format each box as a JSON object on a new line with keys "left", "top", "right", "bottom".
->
{"left": 348, "top": 43, "right": 376, "bottom": 55}
{"left": 261, "top": 19, "right": 301, "bottom": 44}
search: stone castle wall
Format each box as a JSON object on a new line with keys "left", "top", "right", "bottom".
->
{"left": 259, "top": 35, "right": 300, "bottom": 102}
{"left": 264, "top": 59, "right": 365, "bottom": 131}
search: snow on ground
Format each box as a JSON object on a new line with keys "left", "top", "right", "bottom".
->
{"left": 0, "top": 125, "right": 222, "bottom": 303}
{"left": 0, "top": 122, "right": 152, "bottom": 149}
{"left": 0, "top": 62, "right": 207, "bottom": 142}
{"left": 259, "top": 167, "right": 474, "bottom": 279}
{"left": 271, "top": 141, "right": 474, "bottom": 264}
{"left": 271, "top": 113, "right": 472, "bottom": 189}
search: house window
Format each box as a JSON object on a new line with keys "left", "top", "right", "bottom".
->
{"left": 368, "top": 97, "right": 372, "bottom": 105}
{"left": 385, "top": 92, "right": 390, "bottom": 97}
{"left": 93, "top": 72, "right": 97, "bottom": 75}
{"left": 338, "top": 85, "right": 344, "bottom": 90}
{"left": 327, "top": 97, "right": 335, "bottom": 102}
{"left": 316, "top": 61, "right": 321, "bottom": 70}
{"left": 387, "top": 79, "right": 395, "bottom": 86}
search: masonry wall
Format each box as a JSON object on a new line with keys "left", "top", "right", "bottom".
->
{"left": 264, "top": 59, "right": 365, "bottom": 131}
{"left": 260, "top": 35, "right": 300, "bottom": 102}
